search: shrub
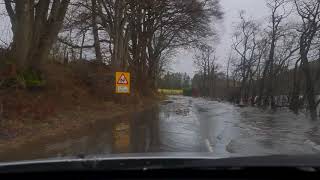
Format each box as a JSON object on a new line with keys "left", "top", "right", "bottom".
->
{"left": 183, "top": 88, "right": 193, "bottom": 96}
{"left": 16, "top": 69, "right": 46, "bottom": 89}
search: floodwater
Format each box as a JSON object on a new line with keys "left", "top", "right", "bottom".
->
{"left": 1, "top": 95, "right": 320, "bottom": 162}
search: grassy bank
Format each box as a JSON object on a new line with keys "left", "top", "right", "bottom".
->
{"left": 0, "top": 61, "right": 160, "bottom": 150}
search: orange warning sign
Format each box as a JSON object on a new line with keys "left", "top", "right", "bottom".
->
{"left": 117, "top": 73, "right": 128, "bottom": 85}
{"left": 115, "top": 72, "right": 130, "bottom": 94}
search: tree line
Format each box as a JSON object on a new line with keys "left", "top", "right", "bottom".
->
{"left": 1, "top": 0, "right": 222, "bottom": 96}
{"left": 158, "top": 72, "right": 191, "bottom": 90}
{"left": 226, "top": 0, "right": 320, "bottom": 119}
{"left": 190, "top": 0, "right": 320, "bottom": 119}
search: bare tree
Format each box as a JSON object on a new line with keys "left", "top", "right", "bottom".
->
{"left": 226, "top": 51, "right": 232, "bottom": 89}
{"left": 48, "top": 0, "right": 222, "bottom": 95}
{"left": 194, "top": 45, "right": 218, "bottom": 97}
{"left": 4, "top": 0, "right": 70, "bottom": 71}
{"left": 129, "top": 0, "right": 221, "bottom": 90}
{"left": 232, "top": 12, "right": 261, "bottom": 104}
{"left": 91, "top": 0, "right": 103, "bottom": 62}
{"left": 258, "top": 0, "right": 291, "bottom": 108}
{"left": 96, "top": 0, "right": 130, "bottom": 70}
{"left": 294, "top": 0, "right": 320, "bottom": 119}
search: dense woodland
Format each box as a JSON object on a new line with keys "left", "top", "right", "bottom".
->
{"left": 0, "top": 0, "right": 223, "bottom": 124}
{"left": 0, "top": 0, "right": 222, "bottom": 94}
{"left": 191, "top": 0, "right": 320, "bottom": 119}
{"left": 158, "top": 72, "right": 191, "bottom": 90}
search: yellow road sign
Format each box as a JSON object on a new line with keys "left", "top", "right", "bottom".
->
{"left": 115, "top": 72, "right": 130, "bottom": 94}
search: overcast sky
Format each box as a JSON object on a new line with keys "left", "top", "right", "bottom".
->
{"left": 172, "top": 0, "right": 269, "bottom": 77}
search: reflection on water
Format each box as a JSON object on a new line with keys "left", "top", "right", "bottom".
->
{"left": 112, "top": 122, "right": 130, "bottom": 153}
{"left": 158, "top": 98, "right": 202, "bottom": 152}
{"left": 63, "top": 106, "right": 160, "bottom": 156}
{"left": 225, "top": 105, "right": 320, "bottom": 156}
{"left": 0, "top": 106, "right": 161, "bottom": 162}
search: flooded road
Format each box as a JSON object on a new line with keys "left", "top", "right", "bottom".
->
{"left": 1, "top": 95, "right": 320, "bottom": 162}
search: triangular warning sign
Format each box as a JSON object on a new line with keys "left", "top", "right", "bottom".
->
{"left": 117, "top": 73, "right": 128, "bottom": 84}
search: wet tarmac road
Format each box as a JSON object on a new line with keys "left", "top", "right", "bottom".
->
{"left": 1, "top": 95, "right": 320, "bottom": 162}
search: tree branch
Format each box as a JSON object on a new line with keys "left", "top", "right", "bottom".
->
{"left": 58, "top": 37, "right": 110, "bottom": 49}
{"left": 4, "top": 0, "right": 16, "bottom": 31}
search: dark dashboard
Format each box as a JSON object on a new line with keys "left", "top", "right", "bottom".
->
{"left": 1, "top": 154, "right": 320, "bottom": 179}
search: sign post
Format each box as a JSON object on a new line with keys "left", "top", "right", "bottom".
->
{"left": 115, "top": 72, "right": 130, "bottom": 94}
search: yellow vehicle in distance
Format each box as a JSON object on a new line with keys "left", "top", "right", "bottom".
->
{"left": 158, "top": 89, "right": 183, "bottom": 95}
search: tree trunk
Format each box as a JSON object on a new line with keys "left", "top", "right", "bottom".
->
{"left": 265, "top": 37, "right": 276, "bottom": 109}
{"left": 289, "top": 59, "right": 301, "bottom": 113}
{"left": 91, "top": 0, "right": 103, "bottom": 63}
{"left": 64, "top": 51, "right": 69, "bottom": 64}
{"left": 258, "top": 65, "right": 267, "bottom": 106}
{"left": 226, "top": 56, "right": 230, "bottom": 89}
{"left": 301, "top": 58, "right": 317, "bottom": 120}
{"left": 79, "top": 32, "right": 86, "bottom": 60}
{"left": 6, "top": 0, "right": 70, "bottom": 72}
{"left": 11, "top": 1, "right": 34, "bottom": 71}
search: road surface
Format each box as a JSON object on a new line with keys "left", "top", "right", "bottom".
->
{"left": 1, "top": 95, "right": 320, "bottom": 161}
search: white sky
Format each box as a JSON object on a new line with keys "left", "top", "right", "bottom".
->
{"left": 172, "top": 0, "right": 269, "bottom": 77}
